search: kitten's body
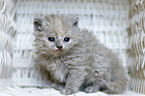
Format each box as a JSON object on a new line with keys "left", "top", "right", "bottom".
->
{"left": 34, "top": 15, "right": 128, "bottom": 95}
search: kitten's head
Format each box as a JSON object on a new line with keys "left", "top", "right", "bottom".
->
{"left": 34, "top": 14, "right": 80, "bottom": 57}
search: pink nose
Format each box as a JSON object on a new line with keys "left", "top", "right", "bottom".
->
{"left": 56, "top": 46, "right": 63, "bottom": 49}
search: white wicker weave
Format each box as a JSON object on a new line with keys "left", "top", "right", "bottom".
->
{"left": 0, "top": 0, "right": 145, "bottom": 96}
{"left": 0, "top": 0, "right": 16, "bottom": 91}
{"left": 128, "top": 0, "right": 145, "bottom": 94}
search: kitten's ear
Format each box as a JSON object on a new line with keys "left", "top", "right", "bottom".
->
{"left": 72, "top": 16, "right": 79, "bottom": 26}
{"left": 45, "top": 15, "right": 54, "bottom": 23}
{"left": 34, "top": 18, "right": 43, "bottom": 31}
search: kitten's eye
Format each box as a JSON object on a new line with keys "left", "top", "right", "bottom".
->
{"left": 48, "top": 37, "right": 55, "bottom": 42}
{"left": 64, "top": 37, "right": 70, "bottom": 42}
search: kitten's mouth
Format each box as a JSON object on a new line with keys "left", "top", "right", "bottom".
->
{"left": 56, "top": 49, "right": 63, "bottom": 52}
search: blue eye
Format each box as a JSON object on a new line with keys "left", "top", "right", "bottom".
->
{"left": 48, "top": 37, "right": 55, "bottom": 42}
{"left": 64, "top": 37, "right": 70, "bottom": 42}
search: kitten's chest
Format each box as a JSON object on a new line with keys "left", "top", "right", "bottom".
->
{"left": 47, "top": 59, "right": 67, "bottom": 82}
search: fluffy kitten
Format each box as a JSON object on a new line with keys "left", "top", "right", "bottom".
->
{"left": 33, "top": 14, "right": 128, "bottom": 95}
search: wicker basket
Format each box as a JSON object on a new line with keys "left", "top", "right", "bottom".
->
{"left": 0, "top": 0, "right": 145, "bottom": 96}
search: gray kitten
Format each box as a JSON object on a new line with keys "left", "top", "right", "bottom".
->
{"left": 33, "top": 14, "right": 128, "bottom": 95}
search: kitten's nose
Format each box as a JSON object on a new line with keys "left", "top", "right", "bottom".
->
{"left": 56, "top": 46, "right": 63, "bottom": 49}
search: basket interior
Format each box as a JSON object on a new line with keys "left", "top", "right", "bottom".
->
{"left": 3, "top": 0, "right": 145, "bottom": 96}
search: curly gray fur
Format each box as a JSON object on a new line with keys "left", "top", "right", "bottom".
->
{"left": 33, "top": 14, "right": 128, "bottom": 95}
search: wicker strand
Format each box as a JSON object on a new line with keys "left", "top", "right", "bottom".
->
{"left": 0, "top": 0, "right": 16, "bottom": 91}
{"left": 129, "top": 0, "right": 145, "bottom": 94}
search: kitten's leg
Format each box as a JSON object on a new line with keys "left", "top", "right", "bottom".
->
{"left": 84, "top": 84, "right": 100, "bottom": 93}
{"left": 102, "top": 81, "right": 127, "bottom": 94}
{"left": 83, "top": 79, "right": 109, "bottom": 93}
{"left": 84, "top": 79, "right": 127, "bottom": 93}
{"left": 83, "top": 81, "right": 105, "bottom": 93}
{"left": 51, "top": 83, "right": 65, "bottom": 91}
{"left": 61, "top": 69, "right": 86, "bottom": 95}
{"left": 103, "top": 62, "right": 128, "bottom": 93}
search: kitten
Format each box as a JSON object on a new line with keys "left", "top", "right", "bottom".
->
{"left": 33, "top": 14, "right": 128, "bottom": 95}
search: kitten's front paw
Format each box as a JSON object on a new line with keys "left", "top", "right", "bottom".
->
{"left": 61, "top": 88, "right": 78, "bottom": 95}
{"left": 51, "top": 83, "right": 65, "bottom": 91}
{"left": 84, "top": 86, "right": 100, "bottom": 93}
